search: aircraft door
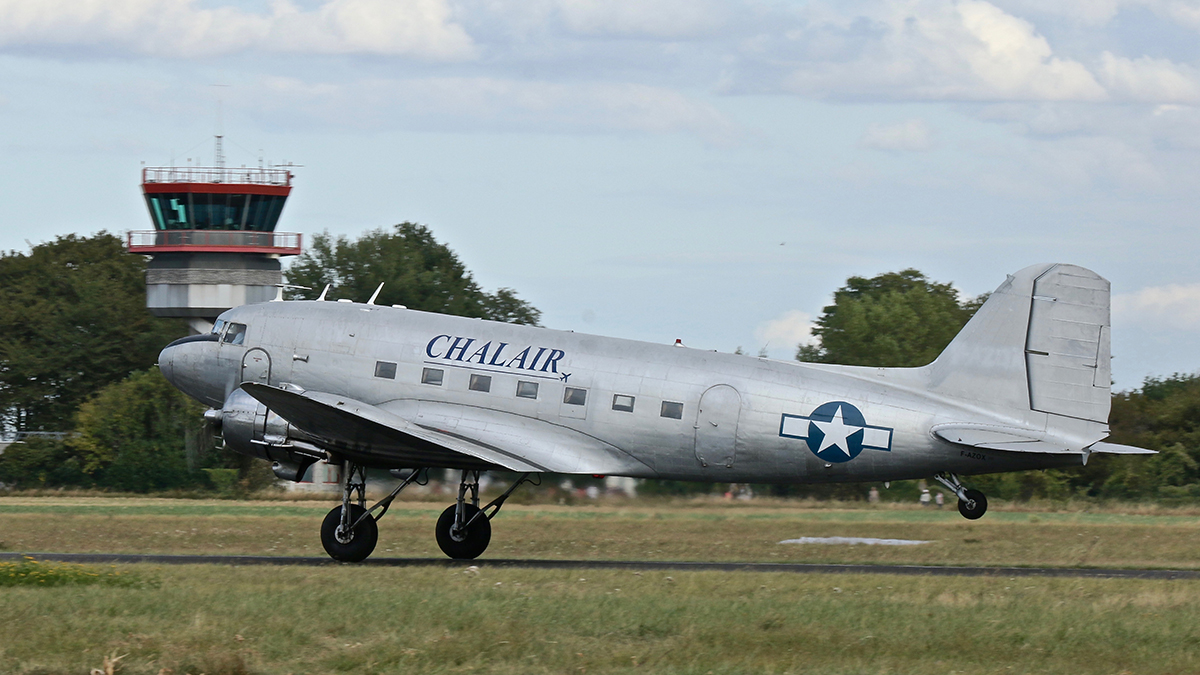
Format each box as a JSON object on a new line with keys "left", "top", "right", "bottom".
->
{"left": 241, "top": 348, "right": 272, "bottom": 385}
{"left": 694, "top": 384, "right": 740, "bottom": 468}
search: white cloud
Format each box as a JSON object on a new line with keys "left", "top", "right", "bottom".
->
{"left": 254, "top": 76, "right": 741, "bottom": 142}
{"left": 781, "top": 0, "right": 1106, "bottom": 102}
{"left": 1149, "top": 0, "right": 1200, "bottom": 32}
{"left": 755, "top": 310, "right": 815, "bottom": 351}
{"left": 992, "top": 0, "right": 1121, "bottom": 26}
{"left": 860, "top": 119, "right": 934, "bottom": 151}
{"left": 5, "top": 0, "right": 1200, "bottom": 111}
{"left": 1113, "top": 283, "right": 1200, "bottom": 328}
{"left": 0, "top": 0, "right": 476, "bottom": 59}
{"left": 1097, "top": 52, "right": 1200, "bottom": 103}
{"left": 556, "top": 0, "right": 727, "bottom": 38}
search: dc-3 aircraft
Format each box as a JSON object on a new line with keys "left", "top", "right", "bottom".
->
{"left": 159, "top": 263, "right": 1153, "bottom": 562}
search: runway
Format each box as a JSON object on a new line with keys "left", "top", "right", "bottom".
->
{"left": 4, "top": 552, "right": 1198, "bottom": 580}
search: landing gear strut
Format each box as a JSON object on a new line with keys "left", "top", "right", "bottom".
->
{"left": 934, "top": 472, "right": 988, "bottom": 520}
{"left": 435, "top": 470, "right": 537, "bottom": 559}
{"left": 320, "top": 463, "right": 424, "bottom": 562}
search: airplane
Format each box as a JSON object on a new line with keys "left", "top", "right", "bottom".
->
{"left": 158, "top": 263, "right": 1153, "bottom": 562}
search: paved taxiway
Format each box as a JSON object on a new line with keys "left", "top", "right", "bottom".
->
{"left": 4, "top": 552, "right": 1197, "bottom": 580}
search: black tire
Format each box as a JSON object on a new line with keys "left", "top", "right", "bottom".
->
{"left": 435, "top": 503, "right": 492, "bottom": 560}
{"left": 958, "top": 489, "right": 988, "bottom": 520}
{"left": 321, "top": 504, "right": 379, "bottom": 562}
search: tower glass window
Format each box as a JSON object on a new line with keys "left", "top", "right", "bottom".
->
{"left": 144, "top": 193, "right": 288, "bottom": 231}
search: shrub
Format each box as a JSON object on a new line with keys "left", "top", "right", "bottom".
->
{"left": 0, "top": 557, "right": 152, "bottom": 588}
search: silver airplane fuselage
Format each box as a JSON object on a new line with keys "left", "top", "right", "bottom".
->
{"left": 161, "top": 298, "right": 1083, "bottom": 484}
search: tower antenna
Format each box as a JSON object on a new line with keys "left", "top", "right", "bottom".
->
{"left": 212, "top": 84, "right": 229, "bottom": 169}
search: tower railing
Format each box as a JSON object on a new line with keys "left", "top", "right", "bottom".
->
{"left": 142, "top": 166, "right": 292, "bottom": 186}
{"left": 127, "top": 230, "right": 303, "bottom": 255}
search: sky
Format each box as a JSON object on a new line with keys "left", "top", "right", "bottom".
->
{"left": 2, "top": 0, "right": 1200, "bottom": 390}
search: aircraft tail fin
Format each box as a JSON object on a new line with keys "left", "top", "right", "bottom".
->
{"left": 926, "top": 263, "right": 1112, "bottom": 432}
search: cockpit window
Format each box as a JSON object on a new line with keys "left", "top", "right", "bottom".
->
{"left": 222, "top": 323, "right": 247, "bottom": 345}
{"left": 211, "top": 319, "right": 227, "bottom": 335}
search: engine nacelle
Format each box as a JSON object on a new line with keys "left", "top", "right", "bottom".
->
{"left": 210, "top": 388, "right": 329, "bottom": 482}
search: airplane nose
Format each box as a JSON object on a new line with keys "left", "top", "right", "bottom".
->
{"left": 156, "top": 333, "right": 225, "bottom": 408}
{"left": 158, "top": 343, "right": 177, "bottom": 385}
{"left": 158, "top": 333, "right": 216, "bottom": 389}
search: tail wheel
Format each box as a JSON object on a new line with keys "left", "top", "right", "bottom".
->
{"left": 321, "top": 504, "right": 379, "bottom": 562}
{"left": 958, "top": 489, "right": 988, "bottom": 520}
{"left": 436, "top": 503, "right": 492, "bottom": 559}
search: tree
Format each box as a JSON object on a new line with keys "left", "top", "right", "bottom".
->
{"left": 0, "top": 367, "right": 279, "bottom": 493}
{"left": 796, "top": 269, "right": 983, "bottom": 367}
{"left": 285, "top": 223, "right": 541, "bottom": 325}
{"left": 0, "top": 233, "right": 188, "bottom": 433}
{"left": 69, "top": 367, "right": 211, "bottom": 492}
{"left": 0, "top": 436, "right": 89, "bottom": 488}
{"left": 1085, "top": 373, "right": 1200, "bottom": 501}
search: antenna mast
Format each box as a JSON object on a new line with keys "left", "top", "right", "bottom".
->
{"left": 212, "top": 84, "right": 229, "bottom": 169}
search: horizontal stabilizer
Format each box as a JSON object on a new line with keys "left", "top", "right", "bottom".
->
{"left": 932, "top": 424, "right": 1078, "bottom": 454}
{"left": 1086, "top": 441, "right": 1157, "bottom": 455}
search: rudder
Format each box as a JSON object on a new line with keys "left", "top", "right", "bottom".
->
{"left": 1024, "top": 265, "right": 1110, "bottom": 422}
{"left": 926, "top": 263, "right": 1112, "bottom": 426}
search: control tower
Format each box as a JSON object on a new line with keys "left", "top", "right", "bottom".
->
{"left": 127, "top": 164, "right": 302, "bottom": 333}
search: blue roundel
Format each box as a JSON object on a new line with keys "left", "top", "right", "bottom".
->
{"left": 806, "top": 401, "right": 867, "bottom": 463}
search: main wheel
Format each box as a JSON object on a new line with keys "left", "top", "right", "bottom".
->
{"left": 321, "top": 504, "right": 379, "bottom": 562}
{"left": 435, "top": 503, "right": 492, "bottom": 560}
{"left": 957, "top": 489, "right": 988, "bottom": 520}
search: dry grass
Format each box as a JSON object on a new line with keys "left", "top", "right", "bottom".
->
{"left": 11, "top": 485, "right": 1200, "bottom": 515}
{"left": 2, "top": 496, "right": 1200, "bottom": 569}
{"left": 3, "top": 497, "right": 1199, "bottom": 674}
{"left": 1, "top": 564, "right": 1199, "bottom": 674}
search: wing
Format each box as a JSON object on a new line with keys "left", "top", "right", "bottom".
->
{"left": 239, "top": 383, "right": 655, "bottom": 475}
{"left": 932, "top": 423, "right": 1155, "bottom": 455}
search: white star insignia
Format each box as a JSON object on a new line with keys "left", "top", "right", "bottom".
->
{"left": 812, "top": 405, "right": 860, "bottom": 457}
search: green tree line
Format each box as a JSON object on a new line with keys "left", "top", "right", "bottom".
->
{"left": 0, "top": 233, "right": 1194, "bottom": 502}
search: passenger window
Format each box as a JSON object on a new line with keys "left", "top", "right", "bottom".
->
{"left": 469, "top": 374, "right": 492, "bottom": 392}
{"left": 516, "top": 381, "right": 539, "bottom": 399}
{"left": 421, "top": 368, "right": 444, "bottom": 386}
{"left": 563, "top": 387, "right": 587, "bottom": 406}
{"left": 612, "top": 394, "right": 635, "bottom": 413}
{"left": 374, "top": 361, "right": 397, "bottom": 379}
{"left": 223, "top": 323, "right": 247, "bottom": 345}
{"left": 660, "top": 401, "right": 684, "bottom": 419}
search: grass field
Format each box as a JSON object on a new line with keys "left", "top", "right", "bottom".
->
{"left": 2, "top": 562, "right": 1199, "bottom": 675}
{"left": 2, "top": 495, "right": 1200, "bottom": 569}
{"left": 2, "top": 496, "right": 1199, "bottom": 674}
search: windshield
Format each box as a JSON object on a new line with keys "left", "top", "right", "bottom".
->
{"left": 211, "top": 319, "right": 226, "bottom": 335}
{"left": 222, "top": 323, "right": 247, "bottom": 345}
